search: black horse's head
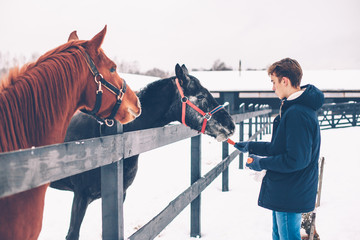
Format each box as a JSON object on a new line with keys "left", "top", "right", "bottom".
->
{"left": 174, "top": 64, "right": 235, "bottom": 141}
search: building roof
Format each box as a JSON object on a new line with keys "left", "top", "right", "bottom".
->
{"left": 121, "top": 69, "right": 360, "bottom": 92}
{"left": 190, "top": 69, "right": 360, "bottom": 92}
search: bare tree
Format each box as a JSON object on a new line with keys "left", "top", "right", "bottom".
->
{"left": 117, "top": 60, "right": 141, "bottom": 74}
{"left": 211, "top": 59, "right": 233, "bottom": 71}
{"left": 144, "top": 68, "right": 169, "bottom": 78}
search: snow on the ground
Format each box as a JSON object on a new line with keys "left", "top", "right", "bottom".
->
{"left": 39, "top": 126, "right": 360, "bottom": 240}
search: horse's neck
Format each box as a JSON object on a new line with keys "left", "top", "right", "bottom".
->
{"left": 0, "top": 66, "right": 84, "bottom": 151}
{"left": 123, "top": 78, "right": 179, "bottom": 132}
{"left": 34, "top": 80, "right": 83, "bottom": 147}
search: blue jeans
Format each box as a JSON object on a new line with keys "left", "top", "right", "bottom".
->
{"left": 272, "top": 211, "right": 302, "bottom": 240}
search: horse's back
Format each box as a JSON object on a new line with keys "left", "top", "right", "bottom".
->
{"left": 50, "top": 112, "right": 101, "bottom": 191}
{"left": 65, "top": 112, "right": 101, "bottom": 142}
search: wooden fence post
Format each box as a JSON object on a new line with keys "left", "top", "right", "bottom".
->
{"left": 254, "top": 104, "right": 259, "bottom": 141}
{"left": 316, "top": 157, "right": 325, "bottom": 208}
{"left": 101, "top": 122, "right": 124, "bottom": 240}
{"left": 220, "top": 92, "right": 235, "bottom": 114}
{"left": 259, "top": 106, "right": 263, "bottom": 140}
{"left": 309, "top": 157, "right": 325, "bottom": 240}
{"left": 222, "top": 140, "right": 229, "bottom": 192}
{"left": 331, "top": 113, "right": 335, "bottom": 128}
{"left": 221, "top": 97, "right": 232, "bottom": 192}
{"left": 248, "top": 104, "right": 254, "bottom": 141}
{"left": 248, "top": 118, "right": 253, "bottom": 140}
{"left": 239, "top": 103, "right": 245, "bottom": 169}
{"left": 191, "top": 135, "right": 201, "bottom": 238}
{"left": 352, "top": 112, "right": 357, "bottom": 126}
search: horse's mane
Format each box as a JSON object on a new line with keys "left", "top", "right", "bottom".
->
{"left": 0, "top": 40, "right": 88, "bottom": 152}
{"left": 122, "top": 77, "right": 179, "bottom": 132}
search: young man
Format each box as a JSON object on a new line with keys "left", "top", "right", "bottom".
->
{"left": 235, "top": 58, "right": 324, "bottom": 240}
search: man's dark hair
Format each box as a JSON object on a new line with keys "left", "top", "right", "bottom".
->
{"left": 267, "top": 58, "right": 303, "bottom": 87}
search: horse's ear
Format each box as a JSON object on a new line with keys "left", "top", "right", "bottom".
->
{"left": 87, "top": 25, "right": 107, "bottom": 53}
{"left": 181, "top": 64, "right": 189, "bottom": 75}
{"left": 175, "top": 63, "right": 189, "bottom": 86}
{"left": 68, "top": 31, "right": 79, "bottom": 42}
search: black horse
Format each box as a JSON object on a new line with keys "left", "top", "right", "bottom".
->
{"left": 50, "top": 64, "right": 235, "bottom": 240}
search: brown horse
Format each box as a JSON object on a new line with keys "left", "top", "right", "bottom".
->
{"left": 0, "top": 26, "right": 141, "bottom": 240}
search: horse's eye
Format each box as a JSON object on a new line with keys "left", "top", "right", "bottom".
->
{"left": 110, "top": 67, "right": 116, "bottom": 73}
{"left": 197, "top": 95, "right": 205, "bottom": 100}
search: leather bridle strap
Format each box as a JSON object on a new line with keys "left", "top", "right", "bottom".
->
{"left": 175, "top": 78, "right": 225, "bottom": 133}
{"left": 79, "top": 50, "right": 126, "bottom": 127}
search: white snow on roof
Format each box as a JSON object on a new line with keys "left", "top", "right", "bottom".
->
{"left": 119, "top": 73, "right": 158, "bottom": 92}
{"left": 121, "top": 70, "right": 360, "bottom": 92}
{"left": 191, "top": 70, "right": 360, "bottom": 92}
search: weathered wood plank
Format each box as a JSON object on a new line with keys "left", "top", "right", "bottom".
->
{"left": 190, "top": 135, "right": 201, "bottom": 238}
{"left": 128, "top": 123, "right": 271, "bottom": 240}
{"left": 128, "top": 149, "right": 239, "bottom": 240}
{"left": 101, "top": 161, "right": 124, "bottom": 240}
{"left": 0, "top": 110, "right": 269, "bottom": 198}
{"left": 231, "top": 109, "right": 271, "bottom": 123}
{"left": 222, "top": 141, "right": 229, "bottom": 192}
{"left": 0, "top": 124, "right": 198, "bottom": 198}
{"left": 0, "top": 135, "right": 123, "bottom": 198}
{"left": 239, "top": 120, "right": 244, "bottom": 169}
{"left": 101, "top": 122, "right": 125, "bottom": 240}
{"left": 248, "top": 123, "right": 271, "bottom": 142}
{"left": 122, "top": 124, "right": 199, "bottom": 158}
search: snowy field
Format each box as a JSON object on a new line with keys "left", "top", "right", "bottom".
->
{"left": 38, "top": 125, "right": 360, "bottom": 240}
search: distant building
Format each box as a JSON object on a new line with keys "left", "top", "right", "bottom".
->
{"left": 191, "top": 70, "right": 360, "bottom": 112}
{"left": 119, "top": 70, "right": 360, "bottom": 113}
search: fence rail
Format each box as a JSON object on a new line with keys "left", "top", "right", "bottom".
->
{"left": 128, "top": 121, "right": 270, "bottom": 240}
{"left": 0, "top": 124, "right": 198, "bottom": 198}
{"left": 317, "top": 102, "right": 360, "bottom": 129}
{"left": 0, "top": 107, "right": 272, "bottom": 240}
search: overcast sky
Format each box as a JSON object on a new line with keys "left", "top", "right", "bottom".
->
{"left": 1, "top": 0, "right": 359, "bottom": 72}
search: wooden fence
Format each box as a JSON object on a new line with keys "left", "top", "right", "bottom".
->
{"left": 0, "top": 107, "right": 272, "bottom": 240}
{"left": 317, "top": 102, "right": 360, "bottom": 129}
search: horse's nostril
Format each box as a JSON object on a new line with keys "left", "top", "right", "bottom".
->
{"left": 135, "top": 99, "right": 142, "bottom": 116}
{"left": 128, "top": 104, "right": 141, "bottom": 118}
{"left": 137, "top": 99, "right": 142, "bottom": 110}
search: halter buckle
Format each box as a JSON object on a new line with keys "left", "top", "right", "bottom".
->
{"left": 181, "top": 96, "right": 188, "bottom": 103}
{"left": 204, "top": 113, "right": 212, "bottom": 120}
{"left": 94, "top": 73, "right": 103, "bottom": 84}
{"left": 81, "top": 49, "right": 125, "bottom": 125}
{"left": 96, "top": 82, "right": 103, "bottom": 94}
{"left": 118, "top": 89, "right": 125, "bottom": 101}
{"left": 104, "top": 119, "right": 115, "bottom": 127}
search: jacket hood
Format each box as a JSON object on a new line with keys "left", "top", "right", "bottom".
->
{"left": 282, "top": 84, "right": 324, "bottom": 111}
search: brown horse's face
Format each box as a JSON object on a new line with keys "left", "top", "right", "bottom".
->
{"left": 76, "top": 26, "right": 141, "bottom": 124}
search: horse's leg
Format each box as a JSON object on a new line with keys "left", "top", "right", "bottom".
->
{"left": 65, "top": 192, "right": 91, "bottom": 240}
{"left": 122, "top": 155, "right": 139, "bottom": 203}
{"left": 0, "top": 184, "right": 49, "bottom": 240}
{"left": 123, "top": 155, "right": 139, "bottom": 191}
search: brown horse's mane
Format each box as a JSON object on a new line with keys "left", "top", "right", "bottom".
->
{"left": 0, "top": 40, "right": 88, "bottom": 152}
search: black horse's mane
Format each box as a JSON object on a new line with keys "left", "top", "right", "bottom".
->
{"left": 137, "top": 76, "right": 176, "bottom": 99}
{"left": 123, "top": 76, "right": 178, "bottom": 131}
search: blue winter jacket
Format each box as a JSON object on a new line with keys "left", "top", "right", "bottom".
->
{"left": 248, "top": 84, "right": 324, "bottom": 213}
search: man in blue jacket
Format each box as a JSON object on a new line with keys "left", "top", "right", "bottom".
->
{"left": 235, "top": 58, "right": 324, "bottom": 240}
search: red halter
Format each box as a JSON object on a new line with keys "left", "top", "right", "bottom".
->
{"left": 175, "top": 78, "right": 225, "bottom": 133}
